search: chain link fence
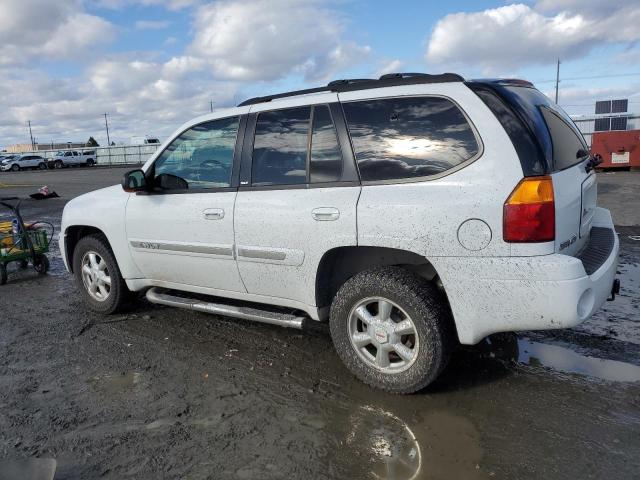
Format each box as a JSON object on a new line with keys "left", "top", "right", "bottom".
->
{"left": 19, "top": 144, "right": 161, "bottom": 167}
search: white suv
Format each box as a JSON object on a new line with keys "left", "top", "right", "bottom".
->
{"left": 0, "top": 154, "right": 48, "bottom": 171}
{"left": 60, "top": 73, "right": 619, "bottom": 393}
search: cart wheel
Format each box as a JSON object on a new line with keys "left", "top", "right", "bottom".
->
{"left": 0, "top": 264, "right": 7, "bottom": 285}
{"left": 34, "top": 255, "right": 49, "bottom": 274}
{"left": 19, "top": 259, "right": 29, "bottom": 269}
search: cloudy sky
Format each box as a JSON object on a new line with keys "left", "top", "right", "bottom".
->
{"left": 1, "top": 0, "right": 639, "bottom": 148}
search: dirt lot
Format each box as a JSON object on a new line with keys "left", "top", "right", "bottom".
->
{"left": 0, "top": 168, "right": 639, "bottom": 479}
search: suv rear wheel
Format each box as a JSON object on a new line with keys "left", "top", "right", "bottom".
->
{"left": 330, "top": 267, "right": 453, "bottom": 394}
{"left": 72, "top": 234, "right": 133, "bottom": 314}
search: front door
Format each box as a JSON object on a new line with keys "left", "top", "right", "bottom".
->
{"left": 125, "top": 116, "right": 246, "bottom": 293}
{"left": 234, "top": 101, "right": 360, "bottom": 307}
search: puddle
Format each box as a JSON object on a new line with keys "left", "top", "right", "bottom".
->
{"left": 332, "top": 405, "right": 485, "bottom": 480}
{"left": 87, "top": 371, "right": 142, "bottom": 393}
{"left": 518, "top": 338, "right": 640, "bottom": 382}
{"left": 0, "top": 458, "right": 57, "bottom": 480}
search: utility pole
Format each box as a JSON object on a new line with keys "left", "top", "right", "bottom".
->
{"left": 103, "top": 113, "right": 111, "bottom": 146}
{"left": 554, "top": 58, "right": 561, "bottom": 104}
{"left": 210, "top": 100, "right": 214, "bottom": 113}
{"left": 27, "top": 120, "right": 35, "bottom": 151}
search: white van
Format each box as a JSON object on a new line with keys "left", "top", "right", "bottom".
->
{"left": 130, "top": 136, "right": 161, "bottom": 146}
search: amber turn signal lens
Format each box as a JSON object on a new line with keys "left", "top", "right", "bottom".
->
{"left": 503, "top": 176, "right": 555, "bottom": 243}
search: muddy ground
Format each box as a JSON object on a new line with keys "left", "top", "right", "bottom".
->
{"left": 0, "top": 168, "right": 639, "bottom": 479}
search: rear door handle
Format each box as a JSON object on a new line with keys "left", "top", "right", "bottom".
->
{"left": 203, "top": 208, "right": 225, "bottom": 220}
{"left": 312, "top": 207, "right": 340, "bottom": 221}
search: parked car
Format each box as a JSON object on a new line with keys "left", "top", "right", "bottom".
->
{"left": 130, "top": 135, "right": 161, "bottom": 146}
{"left": 49, "top": 150, "right": 96, "bottom": 169}
{"left": 0, "top": 154, "right": 48, "bottom": 172}
{"left": 60, "top": 73, "right": 620, "bottom": 393}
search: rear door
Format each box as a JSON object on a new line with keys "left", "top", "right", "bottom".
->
{"left": 233, "top": 97, "right": 360, "bottom": 307}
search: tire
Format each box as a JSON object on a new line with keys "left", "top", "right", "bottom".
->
{"left": 86, "top": 159, "right": 94, "bottom": 167}
{"left": 19, "top": 259, "right": 29, "bottom": 269}
{"left": 0, "top": 264, "right": 7, "bottom": 285}
{"left": 33, "top": 254, "right": 49, "bottom": 274}
{"left": 11, "top": 164, "right": 19, "bottom": 172}
{"left": 72, "top": 234, "right": 133, "bottom": 314}
{"left": 54, "top": 160, "right": 63, "bottom": 169}
{"left": 329, "top": 266, "right": 453, "bottom": 394}
{"left": 38, "top": 162, "right": 47, "bottom": 170}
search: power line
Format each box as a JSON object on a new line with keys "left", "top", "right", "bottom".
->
{"left": 534, "top": 71, "right": 640, "bottom": 84}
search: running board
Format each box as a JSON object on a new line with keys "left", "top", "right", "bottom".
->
{"left": 145, "top": 287, "right": 305, "bottom": 329}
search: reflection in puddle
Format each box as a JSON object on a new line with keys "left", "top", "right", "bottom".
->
{"left": 518, "top": 338, "right": 640, "bottom": 382}
{"left": 342, "top": 405, "right": 484, "bottom": 480}
{"left": 87, "top": 371, "right": 142, "bottom": 393}
{"left": 346, "top": 406, "right": 421, "bottom": 480}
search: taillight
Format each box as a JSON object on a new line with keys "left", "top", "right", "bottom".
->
{"left": 503, "top": 176, "right": 555, "bottom": 242}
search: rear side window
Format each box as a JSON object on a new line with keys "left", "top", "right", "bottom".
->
{"left": 540, "top": 107, "right": 588, "bottom": 170}
{"left": 252, "top": 107, "right": 311, "bottom": 186}
{"left": 343, "top": 97, "right": 479, "bottom": 182}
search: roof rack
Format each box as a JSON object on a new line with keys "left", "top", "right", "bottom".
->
{"left": 237, "top": 72, "right": 465, "bottom": 107}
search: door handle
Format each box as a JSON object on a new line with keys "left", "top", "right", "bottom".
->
{"left": 312, "top": 207, "right": 340, "bottom": 221}
{"left": 203, "top": 208, "right": 225, "bottom": 220}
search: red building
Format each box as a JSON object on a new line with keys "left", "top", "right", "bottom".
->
{"left": 591, "top": 129, "right": 640, "bottom": 169}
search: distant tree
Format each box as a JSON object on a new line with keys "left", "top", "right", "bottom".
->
{"left": 86, "top": 136, "right": 99, "bottom": 147}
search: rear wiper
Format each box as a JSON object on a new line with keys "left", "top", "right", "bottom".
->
{"left": 584, "top": 152, "right": 603, "bottom": 173}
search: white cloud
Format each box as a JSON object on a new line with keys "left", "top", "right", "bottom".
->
{"left": 93, "top": 0, "right": 199, "bottom": 10}
{"left": 189, "top": 0, "right": 370, "bottom": 81}
{"left": 374, "top": 59, "right": 404, "bottom": 78}
{"left": 135, "top": 20, "right": 171, "bottom": 30}
{"left": 426, "top": 3, "right": 640, "bottom": 70}
{"left": 0, "top": 0, "right": 114, "bottom": 66}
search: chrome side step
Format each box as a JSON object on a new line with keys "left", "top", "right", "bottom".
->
{"left": 145, "top": 287, "right": 305, "bottom": 329}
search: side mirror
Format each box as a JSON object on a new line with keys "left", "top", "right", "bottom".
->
{"left": 122, "top": 169, "right": 148, "bottom": 192}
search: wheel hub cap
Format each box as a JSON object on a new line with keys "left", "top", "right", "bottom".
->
{"left": 81, "top": 251, "right": 112, "bottom": 302}
{"left": 348, "top": 297, "right": 419, "bottom": 373}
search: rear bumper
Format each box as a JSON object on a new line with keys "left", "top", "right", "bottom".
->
{"left": 436, "top": 208, "right": 619, "bottom": 345}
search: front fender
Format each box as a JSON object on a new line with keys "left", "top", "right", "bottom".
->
{"left": 60, "top": 185, "right": 143, "bottom": 279}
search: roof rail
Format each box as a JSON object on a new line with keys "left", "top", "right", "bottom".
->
{"left": 237, "top": 72, "right": 465, "bottom": 107}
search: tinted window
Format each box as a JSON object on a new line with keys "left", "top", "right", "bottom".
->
{"left": 252, "top": 107, "right": 310, "bottom": 186}
{"left": 310, "top": 106, "right": 342, "bottom": 183}
{"left": 343, "top": 97, "right": 479, "bottom": 182}
{"left": 541, "top": 107, "right": 588, "bottom": 170}
{"left": 154, "top": 116, "right": 238, "bottom": 190}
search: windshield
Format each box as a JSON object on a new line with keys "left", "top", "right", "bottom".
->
{"left": 55, "top": 151, "right": 65, "bottom": 156}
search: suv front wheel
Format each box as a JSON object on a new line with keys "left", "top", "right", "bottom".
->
{"left": 72, "top": 234, "right": 133, "bottom": 314}
{"left": 330, "top": 267, "right": 453, "bottom": 394}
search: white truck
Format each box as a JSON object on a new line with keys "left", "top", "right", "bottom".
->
{"left": 50, "top": 150, "right": 96, "bottom": 169}
{"left": 60, "top": 73, "right": 619, "bottom": 393}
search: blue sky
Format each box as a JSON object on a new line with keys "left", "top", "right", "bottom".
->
{"left": 1, "top": 0, "right": 639, "bottom": 148}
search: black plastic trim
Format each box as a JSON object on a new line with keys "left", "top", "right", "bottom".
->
{"left": 466, "top": 81, "right": 549, "bottom": 176}
{"left": 577, "top": 227, "right": 615, "bottom": 275}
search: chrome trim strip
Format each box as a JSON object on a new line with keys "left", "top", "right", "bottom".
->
{"left": 237, "top": 247, "right": 287, "bottom": 261}
{"left": 130, "top": 240, "right": 234, "bottom": 257}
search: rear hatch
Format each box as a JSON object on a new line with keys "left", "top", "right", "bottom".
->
{"left": 469, "top": 81, "right": 596, "bottom": 257}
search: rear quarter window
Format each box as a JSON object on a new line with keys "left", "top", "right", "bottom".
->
{"left": 342, "top": 96, "right": 480, "bottom": 182}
